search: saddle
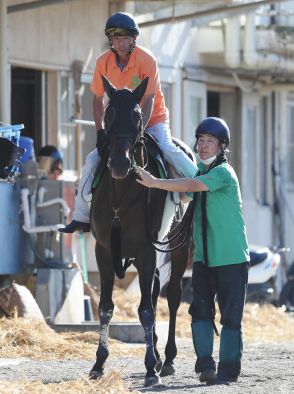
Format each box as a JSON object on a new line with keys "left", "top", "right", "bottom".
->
{"left": 145, "top": 133, "right": 194, "bottom": 204}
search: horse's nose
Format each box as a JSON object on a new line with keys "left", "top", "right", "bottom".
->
{"left": 110, "top": 156, "right": 131, "bottom": 179}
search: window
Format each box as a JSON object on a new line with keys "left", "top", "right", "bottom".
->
{"left": 243, "top": 95, "right": 269, "bottom": 204}
{"left": 244, "top": 104, "right": 257, "bottom": 201}
{"left": 161, "top": 82, "right": 172, "bottom": 110}
{"left": 188, "top": 96, "right": 203, "bottom": 143}
{"left": 259, "top": 97, "right": 269, "bottom": 204}
{"left": 183, "top": 80, "right": 206, "bottom": 149}
{"left": 286, "top": 102, "right": 294, "bottom": 187}
{"left": 59, "top": 74, "right": 76, "bottom": 173}
{"left": 161, "top": 82, "right": 172, "bottom": 129}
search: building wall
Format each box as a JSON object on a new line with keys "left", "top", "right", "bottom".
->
{"left": 7, "top": 0, "right": 109, "bottom": 71}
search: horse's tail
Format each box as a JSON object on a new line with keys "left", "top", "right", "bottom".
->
{"left": 110, "top": 217, "right": 125, "bottom": 279}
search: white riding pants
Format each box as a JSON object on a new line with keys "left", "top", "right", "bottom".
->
{"left": 73, "top": 122, "right": 197, "bottom": 223}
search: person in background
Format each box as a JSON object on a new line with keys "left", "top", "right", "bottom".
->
{"left": 37, "top": 145, "right": 63, "bottom": 181}
{"left": 59, "top": 11, "right": 196, "bottom": 234}
{"left": 136, "top": 117, "right": 249, "bottom": 385}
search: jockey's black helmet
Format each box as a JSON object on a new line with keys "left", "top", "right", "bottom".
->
{"left": 195, "top": 117, "right": 230, "bottom": 148}
{"left": 105, "top": 12, "right": 139, "bottom": 38}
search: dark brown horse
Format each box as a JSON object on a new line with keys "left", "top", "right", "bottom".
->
{"left": 90, "top": 76, "right": 192, "bottom": 386}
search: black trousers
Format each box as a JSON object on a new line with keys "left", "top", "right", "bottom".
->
{"left": 189, "top": 261, "right": 249, "bottom": 376}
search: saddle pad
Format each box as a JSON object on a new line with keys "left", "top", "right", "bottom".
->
{"left": 91, "top": 155, "right": 108, "bottom": 191}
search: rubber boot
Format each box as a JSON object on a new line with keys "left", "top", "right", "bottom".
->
{"left": 191, "top": 320, "right": 216, "bottom": 383}
{"left": 218, "top": 326, "right": 242, "bottom": 382}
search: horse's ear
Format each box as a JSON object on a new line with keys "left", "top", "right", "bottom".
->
{"left": 133, "top": 77, "right": 149, "bottom": 103}
{"left": 102, "top": 76, "right": 117, "bottom": 98}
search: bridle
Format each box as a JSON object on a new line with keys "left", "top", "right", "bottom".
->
{"left": 106, "top": 121, "right": 148, "bottom": 173}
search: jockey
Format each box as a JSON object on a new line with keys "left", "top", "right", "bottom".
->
{"left": 60, "top": 11, "right": 197, "bottom": 233}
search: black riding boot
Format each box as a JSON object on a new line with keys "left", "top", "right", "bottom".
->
{"left": 59, "top": 220, "right": 90, "bottom": 233}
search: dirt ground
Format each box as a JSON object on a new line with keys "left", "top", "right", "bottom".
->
{"left": 0, "top": 292, "right": 293, "bottom": 393}
{"left": 0, "top": 339, "right": 293, "bottom": 393}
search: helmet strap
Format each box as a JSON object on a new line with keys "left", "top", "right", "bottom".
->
{"left": 129, "top": 38, "right": 136, "bottom": 53}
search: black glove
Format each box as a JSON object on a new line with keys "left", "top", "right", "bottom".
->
{"left": 96, "top": 129, "right": 109, "bottom": 157}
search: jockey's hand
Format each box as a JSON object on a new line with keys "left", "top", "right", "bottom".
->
{"left": 135, "top": 166, "right": 157, "bottom": 188}
{"left": 96, "top": 129, "right": 109, "bottom": 157}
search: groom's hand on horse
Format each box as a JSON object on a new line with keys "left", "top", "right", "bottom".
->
{"left": 135, "top": 166, "right": 157, "bottom": 188}
{"left": 96, "top": 129, "right": 109, "bottom": 157}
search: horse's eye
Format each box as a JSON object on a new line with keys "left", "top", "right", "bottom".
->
{"left": 104, "top": 107, "right": 116, "bottom": 130}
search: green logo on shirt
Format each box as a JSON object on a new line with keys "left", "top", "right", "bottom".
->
{"left": 131, "top": 76, "right": 142, "bottom": 89}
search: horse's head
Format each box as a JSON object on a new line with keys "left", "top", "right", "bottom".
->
{"left": 102, "top": 76, "right": 148, "bottom": 179}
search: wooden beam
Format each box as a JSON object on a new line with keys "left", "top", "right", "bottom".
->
{"left": 7, "top": 0, "right": 79, "bottom": 14}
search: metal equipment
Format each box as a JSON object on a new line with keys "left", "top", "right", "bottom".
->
{"left": 0, "top": 125, "right": 87, "bottom": 323}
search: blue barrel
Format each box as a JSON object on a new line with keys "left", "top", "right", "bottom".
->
{"left": 0, "top": 124, "right": 25, "bottom": 177}
{"left": 0, "top": 182, "right": 22, "bottom": 274}
{"left": 18, "top": 136, "right": 35, "bottom": 163}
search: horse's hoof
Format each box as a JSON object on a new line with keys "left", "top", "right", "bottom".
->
{"left": 89, "top": 368, "right": 104, "bottom": 380}
{"left": 160, "top": 362, "right": 176, "bottom": 377}
{"left": 144, "top": 373, "right": 162, "bottom": 387}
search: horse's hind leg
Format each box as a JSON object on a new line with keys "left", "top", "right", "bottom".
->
{"left": 90, "top": 245, "right": 115, "bottom": 379}
{"left": 161, "top": 242, "right": 190, "bottom": 376}
{"left": 137, "top": 247, "right": 162, "bottom": 387}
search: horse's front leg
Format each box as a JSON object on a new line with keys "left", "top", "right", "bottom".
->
{"left": 90, "top": 244, "right": 115, "bottom": 380}
{"left": 161, "top": 241, "right": 189, "bottom": 377}
{"left": 152, "top": 268, "right": 163, "bottom": 373}
{"left": 137, "top": 246, "right": 162, "bottom": 387}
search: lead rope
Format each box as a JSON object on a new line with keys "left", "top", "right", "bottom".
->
{"left": 201, "top": 191, "right": 208, "bottom": 265}
{"left": 145, "top": 188, "right": 197, "bottom": 253}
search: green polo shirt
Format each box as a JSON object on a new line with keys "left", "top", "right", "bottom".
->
{"left": 193, "top": 162, "right": 249, "bottom": 266}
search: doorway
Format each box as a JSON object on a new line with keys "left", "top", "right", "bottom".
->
{"left": 207, "top": 91, "right": 220, "bottom": 117}
{"left": 11, "top": 67, "right": 45, "bottom": 153}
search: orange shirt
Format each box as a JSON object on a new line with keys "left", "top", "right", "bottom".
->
{"left": 91, "top": 45, "right": 168, "bottom": 127}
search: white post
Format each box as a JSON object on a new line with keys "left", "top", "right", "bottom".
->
{"left": 0, "top": 0, "right": 9, "bottom": 123}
